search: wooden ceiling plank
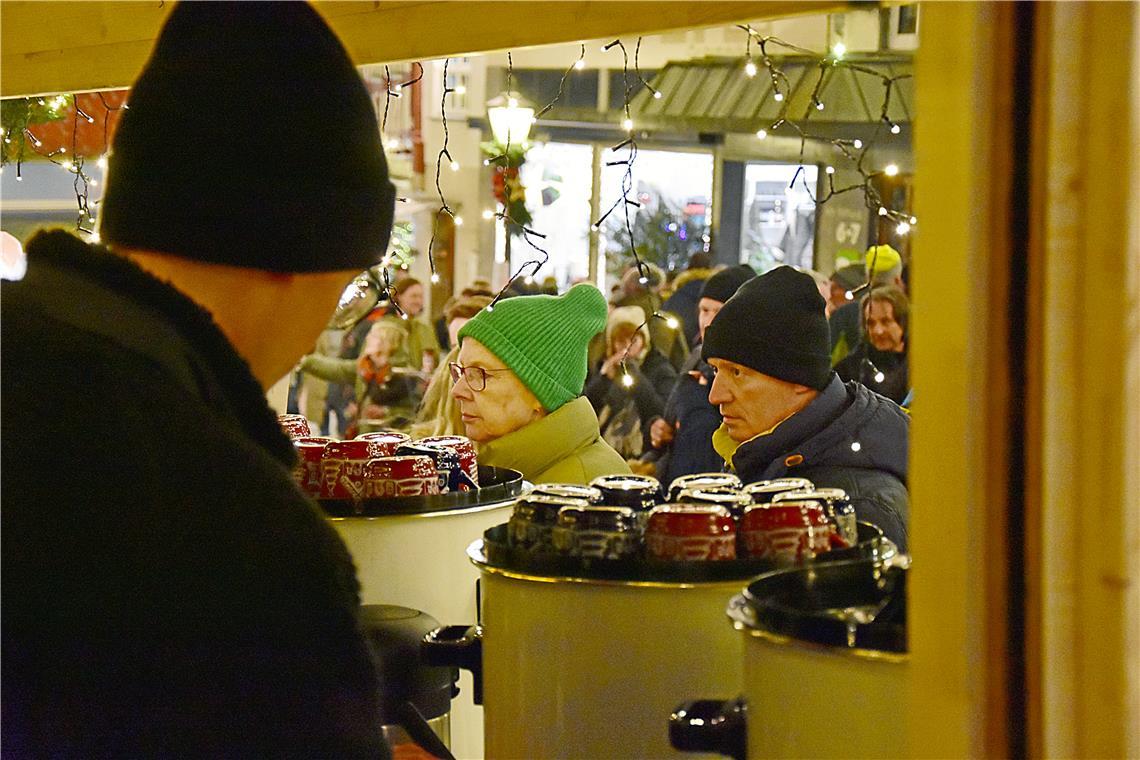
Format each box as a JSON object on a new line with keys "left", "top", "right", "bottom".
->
{"left": 2, "top": 1, "right": 848, "bottom": 98}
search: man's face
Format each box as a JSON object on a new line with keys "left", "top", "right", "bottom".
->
{"left": 864, "top": 299, "right": 905, "bottom": 352}
{"left": 707, "top": 358, "right": 815, "bottom": 442}
{"left": 449, "top": 338, "right": 543, "bottom": 443}
{"left": 697, "top": 297, "right": 724, "bottom": 342}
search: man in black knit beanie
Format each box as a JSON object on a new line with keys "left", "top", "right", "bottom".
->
{"left": 702, "top": 266, "right": 910, "bottom": 550}
{"left": 3, "top": 3, "right": 393, "bottom": 757}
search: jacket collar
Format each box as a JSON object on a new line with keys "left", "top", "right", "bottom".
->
{"left": 477, "top": 396, "right": 600, "bottom": 476}
{"left": 21, "top": 230, "right": 295, "bottom": 465}
{"left": 717, "top": 373, "right": 848, "bottom": 474}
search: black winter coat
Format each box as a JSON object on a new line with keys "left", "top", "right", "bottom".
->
{"left": 656, "top": 351, "right": 725, "bottom": 485}
{"left": 1, "top": 231, "right": 388, "bottom": 758}
{"left": 730, "top": 375, "right": 910, "bottom": 551}
{"left": 585, "top": 348, "right": 678, "bottom": 457}
{"left": 834, "top": 342, "right": 909, "bottom": 405}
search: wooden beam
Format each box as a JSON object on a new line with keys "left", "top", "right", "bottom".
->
{"left": 2, "top": 1, "right": 848, "bottom": 98}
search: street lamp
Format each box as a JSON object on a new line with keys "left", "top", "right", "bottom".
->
{"left": 486, "top": 91, "right": 535, "bottom": 147}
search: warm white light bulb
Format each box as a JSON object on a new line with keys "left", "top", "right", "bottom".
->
{"left": 59, "top": 146, "right": 67, "bottom": 153}
{"left": 756, "top": 129, "right": 768, "bottom": 140}
{"left": 638, "top": 276, "right": 648, "bottom": 285}
{"left": 430, "top": 272, "right": 441, "bottom": 284}
{"left": 874, "top": 371, "right": 886, "bottom": 383}
{"left": 832, "top": 42, "right": 847, "bottom": 59}
{"left": 453, "top": 215, "right": 464, "bottom": 226}
{"left": 622, "top": 118, "right": 633, "bottom": 131}
{"left": 665, "top": 316, "right": 680, "bottom": 330}
{"left": 400, "top": 312, "right": 409, "bottom": 320}
{"left": 896, "top": 222, "right": 911, "bottom": 235}
{"left": 845, "top": 290, "right": 854, "bottom": 301}
{"left": 61, "top": 160, "right": 73, "bottom": 171}
{"left": 853, "top": 139, "right": 864, "bottom": 149}
{"left": 621, "top": 373, "right": 635, "bottom": 388}
{"left": 455, "top": 84, "right": 467, "bottom": 96}
{"left": 89, "top": 231, "right": 101, "bottom": 243}
{"left": 884, "top": 164, "right": 899, "bottom": 177}
{"left": 825, "top": 166, "right": 835, "bottom": 175}
{"left": 574, "top": 59, "right": 586, "bottom": 70}
{"left": 815, "top": 101, "right": 825, "bottom": 111}
{"left": 850, "top": 441, "right": 862, "bottom": 452}
{"left": 909, "top": 216, "right": 918, "bottom": 225}
{"left": 482, "top": 209, "right": 494, "bottom": 220}
{"left": 773, "top": 92, "right": 784, "bottom": 102}
{"left": 890, "top": 123, "right": 901, "bottom": 135}
{"left": 450, "top": 160, "right": 460, "bottom": 171}
{"left": 878, "top": 206, "right": 889, "bottom": 216}
{"left": 653, "top": 91, "right": 662, "bottom": 99}
{"left": 744, "top": 61, "right": 758, "bottom": 78}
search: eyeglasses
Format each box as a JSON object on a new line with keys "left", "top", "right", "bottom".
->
{"left": 330, "top": 267, "right": 386, "bottom": 330}
{"left": 449, "top": 362, "right": 512, "bottom": 391}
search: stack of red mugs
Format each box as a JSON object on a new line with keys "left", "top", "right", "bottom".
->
{"left": 276, "top": 416, "right": 478, "bottom": 501}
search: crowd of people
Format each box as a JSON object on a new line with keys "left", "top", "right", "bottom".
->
{"left": 2, "top": 1, "right": 913, "bottom": 755}
{"left": 291, "top": 242, "right": 914, "bottom": 552}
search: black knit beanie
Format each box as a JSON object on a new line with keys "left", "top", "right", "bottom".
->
{"left": 700, "top": 264, "right": 756, "bottom": 304}
{"left": 99, "top": 2, "right": 395, "bottom": 273}
{"left": 702, "top": 265, "right": 831, "bottom": 390}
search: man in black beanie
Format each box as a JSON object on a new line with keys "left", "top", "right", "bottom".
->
{"left": 2, "top": 3, "right": 393, "bottom": 757}
{"left": 651, "top": 264, "right": 756, "bottom": 483}
{"left": 702, "top": 266, "right": 909, "bottom": 550}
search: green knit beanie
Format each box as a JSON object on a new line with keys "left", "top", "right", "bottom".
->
{"left": 457, "top": 283, "right": 608, "bottom": 412}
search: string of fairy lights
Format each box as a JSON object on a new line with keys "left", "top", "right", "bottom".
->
{"left": 1, "top": 93, "right": 128, "bottom": 240}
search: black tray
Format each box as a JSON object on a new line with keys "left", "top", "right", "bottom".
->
{"left": 472, "top": 521, "right": 891, "bottom": 584}
{"left": 319, "top": 465, "right": 524, "bottom": 518}
{"left": 732, "top": 557, "right": 908, "bottom": 653}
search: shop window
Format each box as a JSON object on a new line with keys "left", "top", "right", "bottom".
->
{"left": 740, "top": 163, "right": 818, "bottom": 273}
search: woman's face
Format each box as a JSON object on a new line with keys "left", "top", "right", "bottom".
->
{"left": 449, "top": 338, "right": 544, "bottom": 443}
{"left": 396, "top": 283, "right": 425, "bottom": 316}
{"left": 607, "top": 324, "right": 642, "bottom": 358}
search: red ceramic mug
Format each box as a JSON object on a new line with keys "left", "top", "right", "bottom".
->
{"left": 363, "top": 455, "right": 440, "bottom": 498}
{"left": 292, "top": 436, "right": 333, "bottom": 496}
{"left": 418, "top": 435, "right": 479, "bottom": 487}
{"left": 277, "top": 413, "right": 311, "bottom": 440}
{"left": 321, "top": 439, "right": 376, "bottom": 499}
{"left": 645, "top": 504, "right": 737, "bottom": 561}
{"left": 740, "top": 501, "right": 840, "bottom": 564}
{"left": 355, "top": 430, "right": 412, "bottom": 458}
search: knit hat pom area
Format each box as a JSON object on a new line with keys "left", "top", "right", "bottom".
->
{"left": 702, "top": 266, "right": 831, "bottom": 390}
{"left": 98, "top": 1, "right": 395, "bottom": 273}
{"left": 457, "top": 284, "right": 608, "bottom": 412}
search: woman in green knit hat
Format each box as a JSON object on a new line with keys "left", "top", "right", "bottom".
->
{"left": 450, "top": 283, "right": 630, "bottom": 484}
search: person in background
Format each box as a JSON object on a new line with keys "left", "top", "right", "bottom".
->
{"left": 827, "top": 262, "right": 865, "bottom": 316}
{"left": 585, "top": 306, "right": 678, "bottom": 464}
{"left": 830, "top": 244, "right": 906, "bottom": 365}
{"left": 412, "top": 295, "right": 492, "bottom": 439}
{"left": 835, "top": 286, "right": 910, "bottom": 405}
{"left": 450, "top": 284, "right": 629, "bottom": 484}
{"left": 380, "top": 277, "right": 441, "bottom": 373}
{"left": 435, "top": 278, "right": 495, "bottom": 351}
{"left": 609, "top": 261, "right": 689, "bottom": 371}
{"left": 300, "top": 321, "right": 420, "bottom": 436}
{"left": 703, "top": 266, "right": 909, "bottom": 550}
{"left": 661, "top": 251, "right": 716, "bottom": 349}
{"left": 1, "top": 3, "right": 392, "bottom": 756}
{"left": 650, "top": 264, "right": 756, "bottom": 484}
